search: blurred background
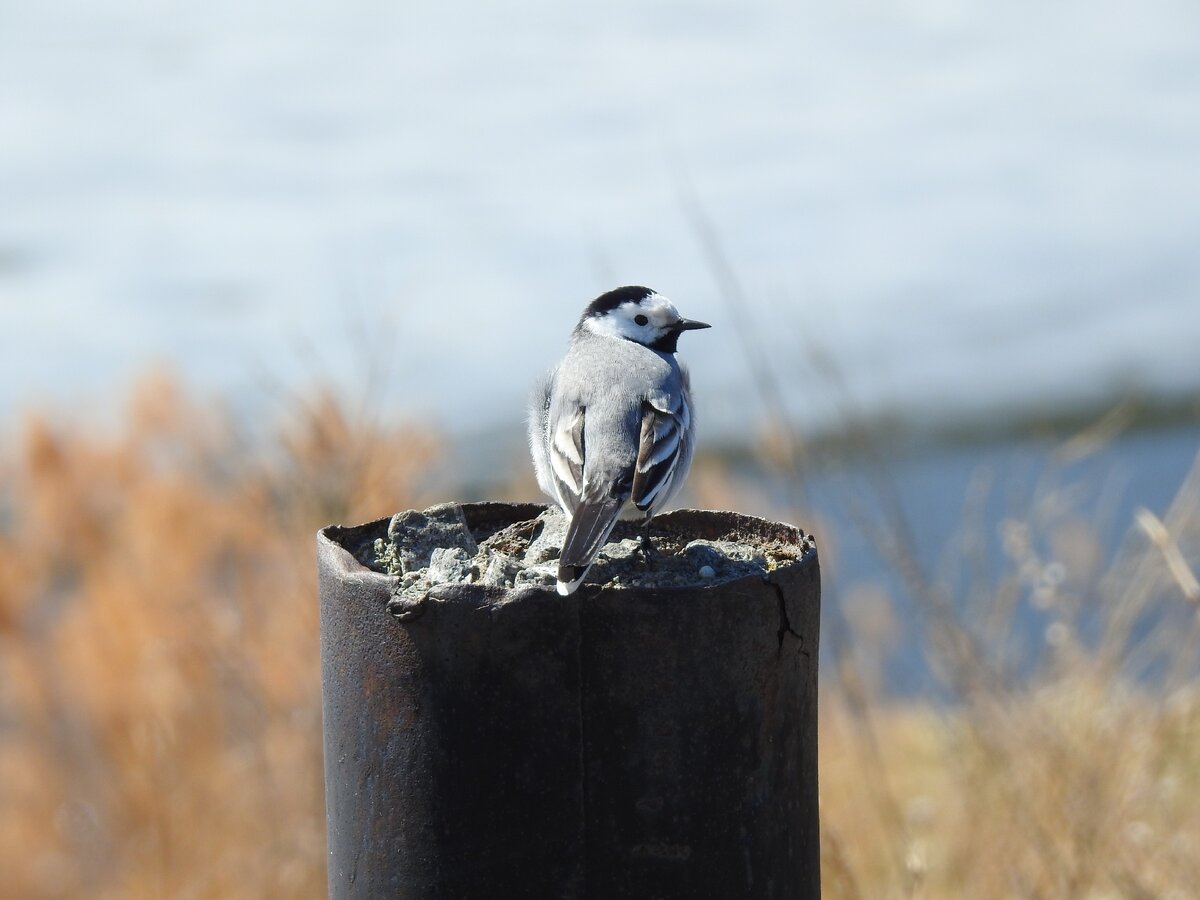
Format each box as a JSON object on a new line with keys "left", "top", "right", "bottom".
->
{"left": 2, "top": 1, "right": 1199, "bottom": 897}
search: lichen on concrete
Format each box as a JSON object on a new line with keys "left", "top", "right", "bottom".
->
{"left": 371, "top": 503, "right": 478, "bottom": 576}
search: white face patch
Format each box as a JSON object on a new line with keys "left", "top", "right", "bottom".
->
{"left": 582, "top": 292, "right": 682, "bottom": 345}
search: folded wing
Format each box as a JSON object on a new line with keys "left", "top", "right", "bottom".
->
{"left": 548, "top": 403, "right": 585, "bottom": 513}
{"left": 631, "top": 390, "right": 691, "bottom": 515}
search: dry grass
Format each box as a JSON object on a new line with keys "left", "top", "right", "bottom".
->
{"left": 819, "top": 675, "right": 1200, "bottom": 899}
{"left": 0, "top": 373, "right": 440, "bottom": 899}
{"left": 805, "top": 442, "right": 1200, "bottom": 899}
{"left": 1, "top": 372, "right": 1198, "bottom": 897}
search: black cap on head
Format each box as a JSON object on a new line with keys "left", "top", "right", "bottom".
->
{"left": 581, "top": 285, "right": 654, "bottom": 319}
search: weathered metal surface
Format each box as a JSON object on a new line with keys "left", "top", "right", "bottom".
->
{"left": 319, "top": 502, "right": 820, "bottom": 899}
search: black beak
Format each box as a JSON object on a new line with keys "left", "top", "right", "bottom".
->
{"left": 652, "top": 317, "right": 710, "bottom": 353}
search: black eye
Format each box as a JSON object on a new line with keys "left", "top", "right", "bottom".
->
{"left": 634, "top": 314, "right": 649, "bottom": 326}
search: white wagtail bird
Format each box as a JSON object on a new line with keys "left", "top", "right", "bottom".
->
{"left": 528, "top": 286, "right": 711, "bottom": 595}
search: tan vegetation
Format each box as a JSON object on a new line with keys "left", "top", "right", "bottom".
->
{"left": 0, "top": 374, "right": 439, "bottom": 898}
{"left": 1, "top": 373, "right": 1197, "bottom": 897}
{"left": 796, "top": 431, "right": 1200, "bottom": 899}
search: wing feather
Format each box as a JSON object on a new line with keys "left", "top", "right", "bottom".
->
{"left": 631, "top": 394, "right": 691, "bottom": 513}
{"left": 549, "top": 404, "right": 585, "bottom": 512}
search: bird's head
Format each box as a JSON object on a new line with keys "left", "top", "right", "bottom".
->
{"left": 576, "top": 286, "right": 711, "bottom": 353}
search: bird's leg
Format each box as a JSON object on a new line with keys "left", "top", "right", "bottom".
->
{"left": 636, "top": 518, "right": 657, "bottom": 561}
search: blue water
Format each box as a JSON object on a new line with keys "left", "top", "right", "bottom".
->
{"left": 780, "top": 424, "right": 1200, "bottom": 695}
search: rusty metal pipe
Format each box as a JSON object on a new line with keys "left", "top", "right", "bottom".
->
{"left": 318, "top": 502, "right": 820, "bottom": 898}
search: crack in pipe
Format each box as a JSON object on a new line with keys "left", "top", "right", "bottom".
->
{"left": 771, "top": 580, "right": 805, "bottom": 653}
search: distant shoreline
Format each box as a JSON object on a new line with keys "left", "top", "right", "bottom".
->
{"left": 702, "top": 389, "right": 1200, "bottom": 466}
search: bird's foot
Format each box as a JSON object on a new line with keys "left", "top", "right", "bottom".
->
{"left": 636, "top": 529, "right": 658, "bottom": 563}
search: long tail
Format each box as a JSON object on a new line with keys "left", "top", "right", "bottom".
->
{"left": 557, "top": 496, "right": 624, "bottom": 595}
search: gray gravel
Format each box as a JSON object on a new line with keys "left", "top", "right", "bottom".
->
{"left": 361, "top": 504, "right": 810, "bottom": 606}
